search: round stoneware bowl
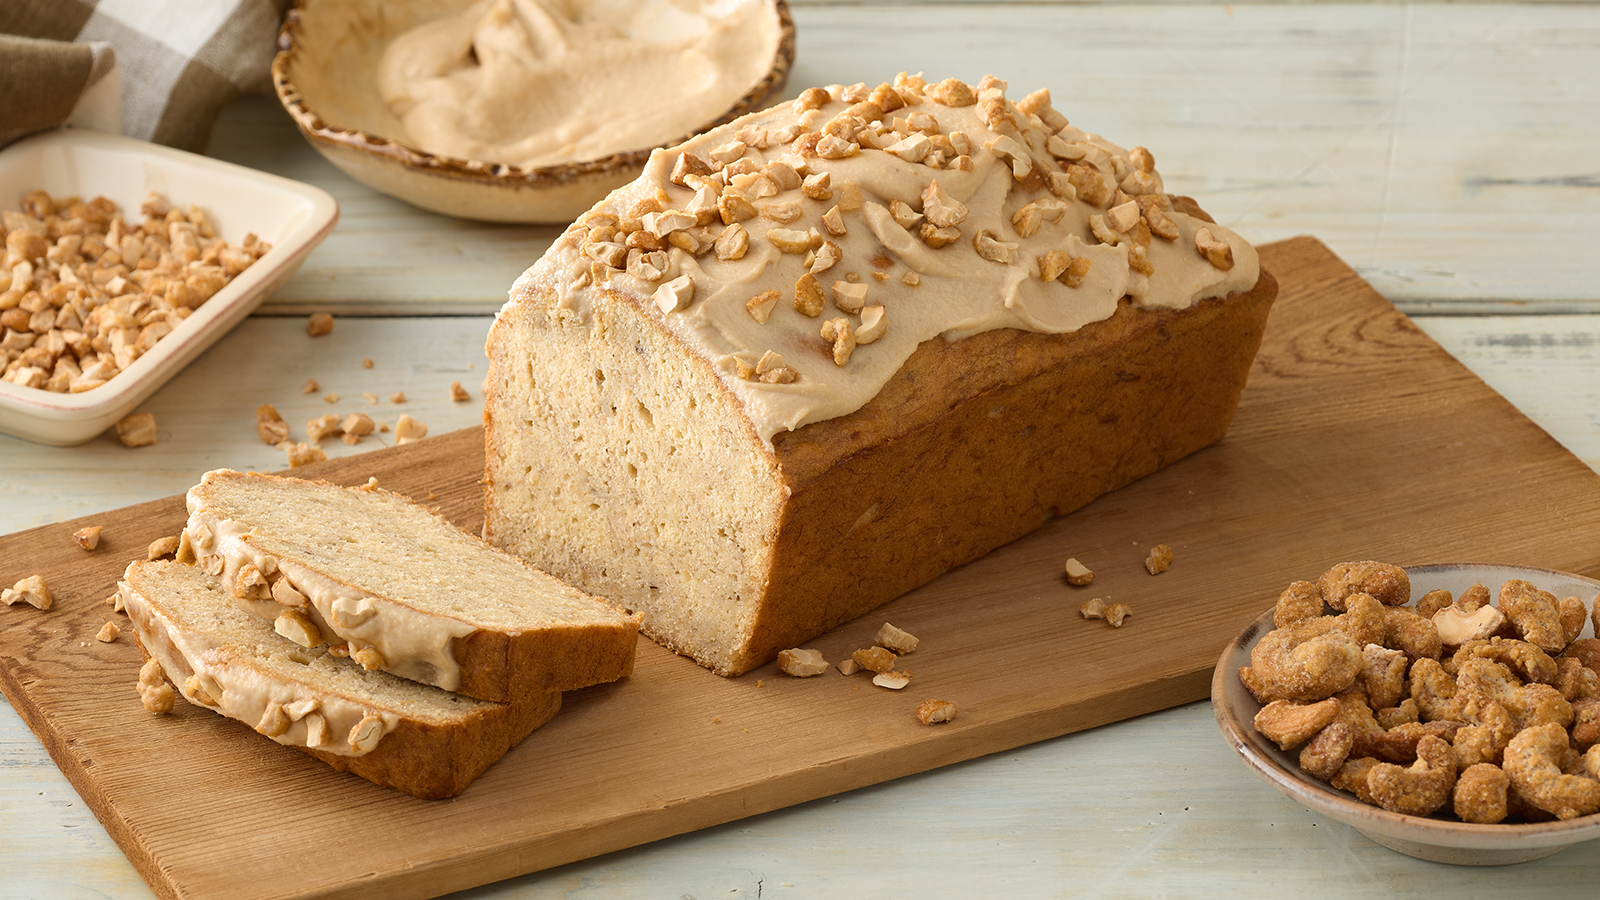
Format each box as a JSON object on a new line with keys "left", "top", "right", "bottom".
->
{"left": 1213, "top": 563, "right": 1600, "bottom": 866}
{"left": 272, "top": 0, "right": 795, "bottom": 224}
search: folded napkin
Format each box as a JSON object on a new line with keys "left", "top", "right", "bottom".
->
{"left": 1, "top": 0, "right": 291, "bottom": 151}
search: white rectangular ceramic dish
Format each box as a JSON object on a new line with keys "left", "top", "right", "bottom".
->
{"left": 0, "top": 128, "right": 338, "bottom": 446}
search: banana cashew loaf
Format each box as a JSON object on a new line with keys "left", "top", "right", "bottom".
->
{"left": 484, "top": 74, "right": 1276, "bottom": 675}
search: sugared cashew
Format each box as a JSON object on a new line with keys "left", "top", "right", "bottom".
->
{"left": 1415, "top": 589, "right": 1454, "bottom": 619}
{"left": 916, "top": 699, "right": 958, "bottom": 725}
{"left": 1381, "top": 607, "right": 1442, "bottom": 663}
{"left": 1299, "top": 721, "right": 1354, "bottom": 780}
{"left": 1318, "top": 561, "right": 1410, "bottom": 611}
{"left": 1254, "top": 698, "right": 1340, "bottom": 750}
{"left": 1105, "top": 603, "right": 1132, "bottom": 628}
{"left": 1365, "top": 734, "right": 1456, "bottom": 816}
{"left": 1144, "top": 544, "right": 1173, "bottom": 575}
{"left": 1454, "top": 763, "right": 1511, "bottom": 824}
{"left": 1452, "top": 638, "right": 1557, "bottom": 686}
{"left": 1361, "top": 644, "right": 1409, "bottom": 710}
{"left": 1500, "top": 579, "right": 1566, "bottom": 653}
{"left": 1504, "top": 723, "right": 1600, "bottom": 820}
{"left": 1273, "top": 581, "right": 1324, "bottom": 628}
{"left": 1248, "top": 627, "right": 1364, "bottom": 703}
{"left": 1560, "top": 596, "right": 1587, "bottom": 647}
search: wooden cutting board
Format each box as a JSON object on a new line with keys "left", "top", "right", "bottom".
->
{"left": 5, "top": 237, "right": 1600, "bottom": 900}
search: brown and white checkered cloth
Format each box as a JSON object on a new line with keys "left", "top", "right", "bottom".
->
{"left": 1, "top": 0, "right": 292, "bottom": 151}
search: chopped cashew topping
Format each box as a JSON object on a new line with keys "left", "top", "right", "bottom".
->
{"left": 5, "top": 575, "right": 53, "bottom": 610}
{"left": 856, "top": 306, "right": 888, "bottom": 344}
{"left": 1080, "top": 598, "right": 1107, "bottom": 620}
{"left": 1145, "top": 544, "right": 1173, "bottom": 575}
{"left": 873, "top": 670, "right": 912, "bottom": 690}
{"left": 306, "top": 313, "right": 334, "bottom": 336}
{"left": 745, "top": 290, "right": 781, "bottom": 324}
{"left": 393, "top": 414, "right": 428, "bottom": 445}
{"left": 96, "top": 621, "right": 120, "bottom": 642}
{"left": 654, "top": 274, "right": 696, "bottom": 314}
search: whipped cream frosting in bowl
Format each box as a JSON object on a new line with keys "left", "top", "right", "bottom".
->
{"left": 273, "top": 0, "right": 794, "bottom": 223}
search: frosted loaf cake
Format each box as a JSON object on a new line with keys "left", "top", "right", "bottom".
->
{"left": 484, "top": 75, "right": 1277, "bottom": 675}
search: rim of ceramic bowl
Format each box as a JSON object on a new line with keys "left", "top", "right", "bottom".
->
{"left": 270, "top": 0, "right": 797, "bottom": 189}
{"left": 1213, "top": 563, "right": 1600, "bottom": 852}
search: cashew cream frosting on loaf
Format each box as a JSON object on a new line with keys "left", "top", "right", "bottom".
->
{"left": 120, "top": 559, "right": 561, "bottom": 800}
{"left": 485, "top": 74, "right": 1277, "bottom": 675}
{"left": 182, "top": 469, "right": 638, "bottom": 702}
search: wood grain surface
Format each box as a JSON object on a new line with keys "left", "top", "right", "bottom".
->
{"left": 3, "top": 237, "right": 1600, "bottom": 900}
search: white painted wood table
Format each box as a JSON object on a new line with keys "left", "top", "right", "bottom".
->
{"left": 5, "top": 2, "right": 1600, "bottom": 897}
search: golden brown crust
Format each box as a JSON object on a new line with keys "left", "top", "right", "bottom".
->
{"left": 303, "top": 690, "right": 561, "bottom": 800}
{"left": 722, "top": 269, "right": 1277, "bottom": 672}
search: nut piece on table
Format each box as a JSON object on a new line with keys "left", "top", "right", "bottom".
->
{"left": 96, "top": 621, "right": 120, "bottom": 643}
{"left": 115, "top": 412, "right": 157, "bottom": 447}
{"left": 874, "top": 622, "right": 919, "bottom": 655}
{"left": 147, "top": 535, "right": 180, "bottom": 560}
{"left": 3, "top": 575, "right": 53, "bottom": 610}
{"left": 303, "top": 379, "right": 320, "bottom": 395}
{"left": 873, "top": 670, "right": 912, "bottom": 690}
{"left": 1080, "top": 598, "right": 1107, "bottom": 620}
{"left": 256, "top": 404, "right": 290, "bottom": 445}
{"left": 306, "top": 313, "right": 334, "bottom": 336}
{"left": 73, "top": 525, "right": 103, "bottom": 551}
{"left": 1064, "top": 557, "right": 1094, "bottom": 585}
{"left": 137, "top": 659, "right": 173, "bottom": 715}
{"left": 853, "top": 646, "right": 897, "bottom": 673}
{"left": 916, "top": 699, "right": 958, "bottom": 725}
{"left": 285, "top": 441, "right": 327, "bottom": 468}
{"left": 339, "top": 413, "right": 375, "bottom": 445}
{"left": 394, "top": 414, "right": 428, "bottom": 445}
{"left": 777, "top": 647, "right": 829, "bottom": 677}
{"left": 1145, "top": 544, "right": 1173, "bottom": 575}
{"left": 837, "top": 658, "right": 861, "bottom": 675}
{"left": 1105, "top": 602, "right": 1133, "bottom": 628}
{"left": 450, "top": 381, "right": 471, "bottom": 402}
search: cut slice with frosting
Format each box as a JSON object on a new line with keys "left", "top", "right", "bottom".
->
{"left": 120, "top": 559, "right": 561, "bottom": 799}
{"left": 182, "top": 469, "right": 637, "bottom": 701}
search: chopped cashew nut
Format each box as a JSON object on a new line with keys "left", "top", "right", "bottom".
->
{"left": 147, "top": 536, "right": 180, "bottom": 560}
{"left": 307, "top": 313, "right": 334, "bottom": 336}
{"left": 1145, "top": 544, "right": 1173, "bottom": 575}
{"left": 853, "top": 646, "right": 897, "bottom": 673}
{"left": 778, "top": 648, "right": 829, "bottom": 677}
{"left": 1064, "top": 558, "right": 1094, "bottom": 585}
{"left": 654, "top": 274, "right": 695, "bottom": 314}
{"left": 1080, "top": 598, "right": 1107, "bottom": 620}
{"left": 394, "top": 415, "right": 428, "bottom": 445}
{"left": 1105, "top": 603, "right": 1133, "bottom": 628}
{"left": 73, "top": 526, "right": 102, "bottom": 551}
{"left": 450, "top": 381, "right": 471, "bottom": 402}
{"left": 873, "top": 671, "right": 912, "bottom": 690}
{"left": 856, "top": 306, "right": 888, "bottom": 344}
{"left": 875, "top": 623, "right": 919, "bottom": 654}
{"left": 116, "top": 412, "right": 157, "bottom": 447}
{"left": 4, "top": 576, "right": 53, "bottom": 611}
{"left": 917, "top": 699, "right": 958, "bottom": 725}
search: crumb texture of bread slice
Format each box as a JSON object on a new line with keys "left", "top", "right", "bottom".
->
{"left": 184, "top": 469, "right": 636, "bottom": 701}
{"left": 121, "top": 559, "right": 560, "bottom": 799}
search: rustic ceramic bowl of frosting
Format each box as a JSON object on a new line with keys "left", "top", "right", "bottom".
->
{"left": 272, "top": 0, "right": 795, "bottom": 224}
{"left": 1214, "top": 563, "right": 1600, "bottom": 866}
